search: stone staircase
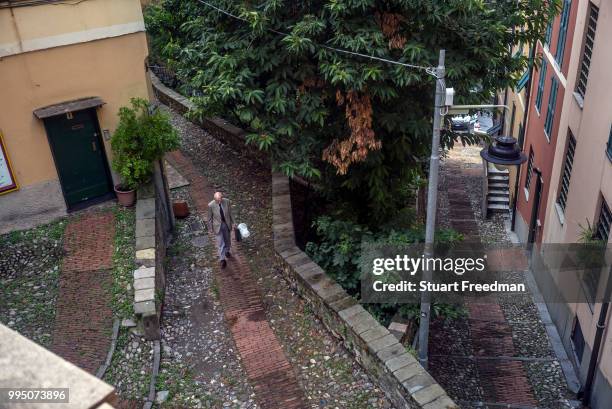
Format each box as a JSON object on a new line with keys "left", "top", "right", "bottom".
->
{"left": 486, "top": 165, "right": 510, "bottom": 215}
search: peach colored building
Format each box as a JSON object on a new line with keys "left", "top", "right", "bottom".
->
{"left": 0, "top": 0, "right": 151, "bottom": 233}
{"left": 538, "top": 1, "right": 612, "bottom": 407}
{"left": 499, "top": 39, "right": 532, "bottom": 217}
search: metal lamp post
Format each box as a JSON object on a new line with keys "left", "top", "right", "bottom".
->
{"left": 480, "top": 135, "right": 528, "bottom": 166}
{"left": 480, "top": 135, "right": 527, "bottom": 219}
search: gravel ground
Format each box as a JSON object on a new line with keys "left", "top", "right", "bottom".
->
{"left": 429, "top": 356, "right": 484, "bottom": 403}
{"left": 0, "top": 220, "right": 65, "bottom": 347}
{"left": 435, "top": 145, "right": 576, "bottom": 408}
{"left": 155, "top": 186, "right": 257, "bottom": 409}
{"left": 104, "top": 328, "right": 154, "bottom": 402}
{"left": 165, "top": 105, "right": 393, "bottom": 409}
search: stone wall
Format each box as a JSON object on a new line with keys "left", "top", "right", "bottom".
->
{"left": 150, "top": 72, "right": 270, "bottom": 167}
{"left": 272, "top": 174, "right": 458, "bottom": 409}
{"left": 1, "top": 323, "right": 117, "bottom": 408}
{"left": 133, "top": 159, "right": 174, "bottom": 340}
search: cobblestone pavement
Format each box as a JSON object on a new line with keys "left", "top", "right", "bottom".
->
{"left": 162, "top": 104, "right": 392, "bottom": 408}
{"left": 168, "top": 150, "right": 309, "bottom": 409}
{"left": 0, "top": 220, "right": 65, "bottom": 347}
{"left": 430, "top": 145, "right": 575, "bottom": 409}
{"left": 50, "top": 211, "right": 115, "bottom": 374}
{"left": 153, "top": 185, "right": 258, "bottom": 408}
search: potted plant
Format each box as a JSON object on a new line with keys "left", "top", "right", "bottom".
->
{"left": 111, "top": 97, "right": 179, "bottom": 206}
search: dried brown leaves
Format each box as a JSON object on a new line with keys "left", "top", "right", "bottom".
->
{"left": 377, "top": 12, "right": 407, "bottom": 50}
{"left": 322, "top": 90, "right": 381, "bottom": 175}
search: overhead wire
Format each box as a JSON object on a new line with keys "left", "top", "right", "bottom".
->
{"left": 0, "top": 0, "right": 90, "bottom": 8}
{"left": 195, "top": 0, "right": 439, "bottom": 78}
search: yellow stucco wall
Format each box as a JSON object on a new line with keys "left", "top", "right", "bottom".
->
{"left": 0, "top": 32, "right": 151, "bottom": 187}
{"left": 0, "top": 0, "right": 149, "bottom": 190}
{"left": 0, "top": 0, "right": 144, "bottom": 54}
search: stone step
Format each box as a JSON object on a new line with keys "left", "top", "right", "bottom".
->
{"left": 488, "top": 168, "right": 509, "bottom": 175}
{"left": 488, "top": 197, "right": 510, "bottom": 205}
{"left": 488, "top": 203, "right": 510, "bottom": 212}
{"left": 487, "top": 189, "right": 510, "bottom": 196}
{"left": 488, "top": 182, "right": 509, "bottom": 189}
{"left": 488, "top": 175, "right": 509, "bottom": 182}
{"left": 487, "top": 189, "right": 510, "bottom": 199}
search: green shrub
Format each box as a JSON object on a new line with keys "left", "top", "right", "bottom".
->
{"left": 305, "top": 216, "right": 371, "bottom": 292}
{"left": 305, "top": 216, "right": 463, "bottom": 294}
{"left": 111, "top": 98, "right": 179, "bottom": 190}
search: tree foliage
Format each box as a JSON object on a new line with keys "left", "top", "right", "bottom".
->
{"left": 146, "top": 0, "right": 558, "bottom": 224}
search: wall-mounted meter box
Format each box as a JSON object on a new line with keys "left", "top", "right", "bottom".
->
{"left": 445, "top": 88, "right": 455, "bottom": 107}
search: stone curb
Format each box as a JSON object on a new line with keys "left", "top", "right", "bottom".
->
{"left": 142, "top": 340, "right": 161, "bottom": 409}
{"left": 271, "top": 174, "right": 459, "bottom": 409}
{"left": 133, "top": 174, "right": 169, "bottom": 341}
{"left": 95, "top": 319, "right": 120, "bottom": 379}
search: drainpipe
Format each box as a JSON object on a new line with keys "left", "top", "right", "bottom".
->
{"left": 581, "top": 266, "right": 612, "bottom": 405}
{"left": 511, "top": 41, "right": 536, "bottom": 231}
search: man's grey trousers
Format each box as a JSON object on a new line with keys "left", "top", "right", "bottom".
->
{"left": 216, "top": 222, "right": 231, "bottom": 261}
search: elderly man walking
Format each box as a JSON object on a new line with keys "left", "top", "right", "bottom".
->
{"left": 207, "top": 191, "right": 236, "bottom": 268}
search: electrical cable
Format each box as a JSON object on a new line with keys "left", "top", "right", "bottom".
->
{"left": 0, "top": 0, "right": 89, "bottom": 9}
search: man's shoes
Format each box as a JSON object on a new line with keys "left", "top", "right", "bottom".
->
{"left": 226, "top": 252, "right": 232, "bottom": 258}
{"left": 220, "top": 260, "right": 227, "bottom": 269}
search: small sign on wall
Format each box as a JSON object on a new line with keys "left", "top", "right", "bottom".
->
{"left": 0, "top": 130, "right": 18, "bottom": 195}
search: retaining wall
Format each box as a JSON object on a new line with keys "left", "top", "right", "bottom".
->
{"left": 272, "top": 175, "right": 457, "bottom": 409}
{"left": 150, "top": 72, "right": 269, "bottom": 167}
{"left": 133, "top": 158, "right": 174, "bottom": 340}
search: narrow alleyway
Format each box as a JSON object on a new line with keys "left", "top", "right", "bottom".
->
{"left": 157, "top": 104, "right": 392, "bottom": 408}
{"left": 430, "top": 145, "right": 575, "bottom": 409}
{"left": 166, "top": 150, "right": 308, "bottom": 408}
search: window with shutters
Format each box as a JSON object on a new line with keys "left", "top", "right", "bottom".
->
{"left": 545, "top": 19, "right": 553, "bottom": 46}
{"left": 571, "top": 319, "right": 585, "bottom": 362}
{"left": 535, "top": 60, "right": 547, "bottom": 112}
{"left": 576, "top": 3, "right": 599, "bottom": 100}
{"left": 594, "top": 198, "right": 611, "bottom": 243}
{"left": 544, "top": 77, "right": 559, "bottom": 138}
{"left": 582, "top": 267, "right": 601, "bottom": 307}
{"left": 555, "top": 0, "right": 571, "bottom": 68}
{"left": 557, "top": 132, "right": 576, "bottom": 212}
{"left": 516, "top": 69, "right": 530, "bottom": 92}
{"left": 525, "top": 148, "right": 534, "bottom": 191}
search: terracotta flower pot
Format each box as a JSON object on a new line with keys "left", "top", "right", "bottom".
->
{"left": 114, "top": 185, "right": 136, "bottom": 207}
{"left": 173, "top": 201, "right": 190, "bottom": 219}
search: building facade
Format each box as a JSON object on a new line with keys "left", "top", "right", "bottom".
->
{"left": 538, "top": 0, "right": 612, "bottom": 407}
{"left": 500, "top": 40, "right": 532, "bottom": 216}
{"left": 0, "top": 0, "right": 151, "bottom": 233}
{"left": 514, "top": 0, "right": 578, "bottom": 244}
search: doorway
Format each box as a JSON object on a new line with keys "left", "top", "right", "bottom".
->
{"left": 528, "top": 169, "right": 543, "bottom": 243}
{"left": 44, "top": 109, "right": 113, "bottom": 209}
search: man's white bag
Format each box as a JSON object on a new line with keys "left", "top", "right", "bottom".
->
{"left": 235, "top": 223, "right": 250, "bottom": 242}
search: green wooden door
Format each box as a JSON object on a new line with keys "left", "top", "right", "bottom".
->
{"left": 45, "top": 109, "right": 111, "bottom": 207}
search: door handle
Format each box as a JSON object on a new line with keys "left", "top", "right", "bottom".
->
{"left": 92, "top": 141, "right": 97, "bottom": 152}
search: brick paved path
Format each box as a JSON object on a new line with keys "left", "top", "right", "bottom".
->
{"left": 167, "top": 150, "right": 308, "bottom": 409}
{"left": 51, "top": 212, "right": 115, "bottom": 374}
{"left": 433, "top": 159, "right": 537, "bottom": 407}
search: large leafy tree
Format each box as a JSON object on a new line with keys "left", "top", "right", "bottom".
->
{"left": 146, "top": 0, "right": 558, "bottom": 226}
